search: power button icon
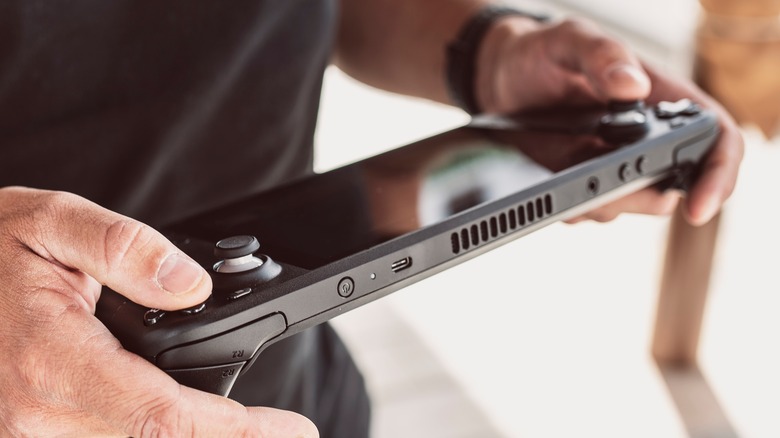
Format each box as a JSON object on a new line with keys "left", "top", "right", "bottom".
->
{"left": 337, "top": 277, "right": 355, "bottom": 298}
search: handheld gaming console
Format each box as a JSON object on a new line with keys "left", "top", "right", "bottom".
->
{"left": 96, "top": 99, "right": 718, "bottom": 396}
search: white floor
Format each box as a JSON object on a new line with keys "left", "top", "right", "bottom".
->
{"left": 315, "top": 2, "right": 780, "bottom": 437}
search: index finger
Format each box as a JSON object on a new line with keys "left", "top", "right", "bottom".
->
{"left": 684, "top": 112, "right": 744, "bottom": 225}
{"left": 71, "top": 317, "right": 318, "bottom": 437}
{"left": 643, "top": 65, "right": 745, "bottom": 225}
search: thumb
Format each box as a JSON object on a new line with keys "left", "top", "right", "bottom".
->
{"left": 12, "top": 188, "right": 211, "bottom": 310}
{"left": 549, "top": 19, "right": 651, "bottom": 101}
{"left": 598, "top": 62, "right": 651, "bottom": 101}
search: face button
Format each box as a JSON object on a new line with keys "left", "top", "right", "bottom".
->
{"left": 228, "top": 287, "right": 254, "bottom": 301}
{"left": 181, "top": 302, "right": 207, "bottom": 315}
{"left": 655, "top": 99, "right": 701, "bottom": 119}
{"left": 598, "top": 100, "right": 650, "bottom": 143}
{"left": 214, "top": 235, "right": 260, "bottom": 259}
{"left": 144, "top": 308, "right": 166, "bottom": 326}
{"left": 601, "top": 100, "right": 648, "bottom": 127}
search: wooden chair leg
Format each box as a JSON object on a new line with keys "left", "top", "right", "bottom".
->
{"left": 648, "top": 3, "right": 778, "bottom": 435}
{"left": 652, "top": 204, "right": 721, "bottom": 365}
{"left": 651, "top": 206, "right": 738, "bottom": 437}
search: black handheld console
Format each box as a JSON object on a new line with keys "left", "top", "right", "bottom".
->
{"left": 96, "top": 99, "right": 718, "bottom": 396}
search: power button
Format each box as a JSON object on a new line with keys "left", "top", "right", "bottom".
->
{"left": 337, "top": 277, "right": 355, "bottom": 298}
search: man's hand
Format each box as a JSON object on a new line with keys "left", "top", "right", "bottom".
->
{"left": 476, "top": 17, "right": 744, "bottom": 226}
{"left": 0, "top": 187, "right": 318, "bottom": 437}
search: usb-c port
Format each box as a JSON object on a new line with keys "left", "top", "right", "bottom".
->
{"left": 391, "top": 257, "right": 412, "bottom": 273}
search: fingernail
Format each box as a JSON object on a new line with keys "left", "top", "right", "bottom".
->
{"left": 157, "top": 254, "right": 204, "bottom": 295}
{"left": 604, "top": 63, "right": 651, "bottom": 94}
{"left": 696, "top": 195, "right": 721, "bottom": 226}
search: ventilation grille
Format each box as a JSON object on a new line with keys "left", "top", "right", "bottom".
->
{"left": 450, "top": 194, "right": 553, "bottom": 255}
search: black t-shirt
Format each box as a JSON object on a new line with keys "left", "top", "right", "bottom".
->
{"left": 0, "top": 2, "right": 373, "bottom": 434}
{"left": 0, "top": 0, "right": 335, "bottom": 228}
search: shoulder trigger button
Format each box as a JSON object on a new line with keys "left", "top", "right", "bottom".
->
{"left": 166, "top": 362, "right": 246, "bottom": 397}
{"left": 156, "top": 313, "right": 286, "bottom": 369}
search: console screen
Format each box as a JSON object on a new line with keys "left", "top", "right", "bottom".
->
{"left": 176, "top": 121, "right": 617, "bottom": 270}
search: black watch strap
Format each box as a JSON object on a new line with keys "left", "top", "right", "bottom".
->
{"left": 446, "top": 5, "right": 550, "bottom": 114}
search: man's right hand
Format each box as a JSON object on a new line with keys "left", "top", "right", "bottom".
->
{"left": 476, "top": 17, "right": 743, "bottom": 226}
{"left": 0, "top": 187, "right": 318, "bottom": 437}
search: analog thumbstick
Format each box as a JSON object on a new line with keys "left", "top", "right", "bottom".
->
{"left": 213, "top": 235, "right": 263, "bottom": 273}
{"left": 598, "top": 99, "right": 650, "bottom": 143}
{"left": 214, "top": 235, "right": 260, "bottom": 259}
{"left": 607, "top": 99, "right": 644, "bottom": 113}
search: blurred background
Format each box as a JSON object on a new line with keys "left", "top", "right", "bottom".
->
{"left": 315, "top": 0, "right": 780, "bottom": 436}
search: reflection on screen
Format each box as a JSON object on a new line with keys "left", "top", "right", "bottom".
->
{"left": 176, "top": 124, "right": 614, "bottom": 269}
{"left": 418, "top": 143, "right": 552, "bottom": 226}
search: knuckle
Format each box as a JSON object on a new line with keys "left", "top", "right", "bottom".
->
{"left": 102, "top": 219, "right": 160, "bottom": 273}
{"left": 22, "top": 190, "right": 83, "bottom": 249}
{"left": 556, "top": 18, "right": 622, "bottom": 55}
{"left": 0, "top": 189, "right": 50, "bottom": 243}
{"left": 586, "top": 35, "right": 623, "bottom": 59}
{"left": 33, "top": 190, "right": 82, "bottom": 224}
{"left": 557, "top": 17, "right": 599, "bottom": 36}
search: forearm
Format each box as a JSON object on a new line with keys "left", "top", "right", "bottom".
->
{"left": 335, "top": 0, "right": 490, "bottom": 104}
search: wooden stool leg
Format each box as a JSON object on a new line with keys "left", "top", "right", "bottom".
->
{"left": 652, "top": 205, "right": 720, "bottom": 365}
